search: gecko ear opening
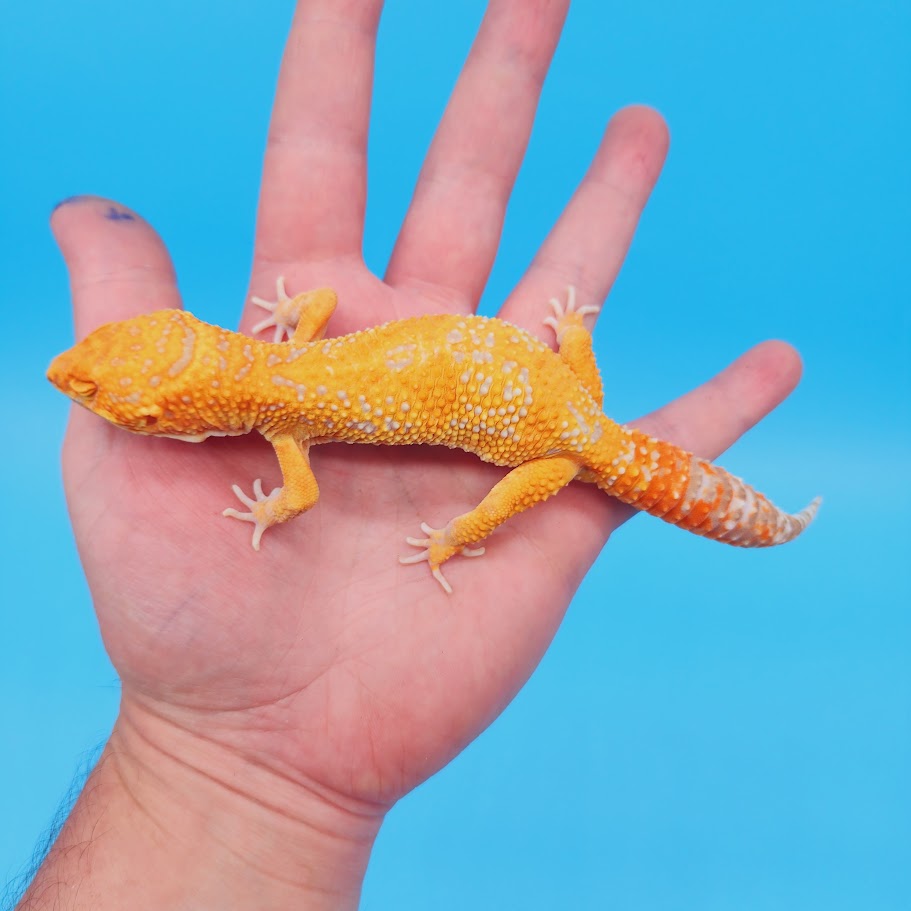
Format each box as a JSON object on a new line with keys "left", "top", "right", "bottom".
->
{"left": 139, "top": 405, "right": 162, "bottom": 427}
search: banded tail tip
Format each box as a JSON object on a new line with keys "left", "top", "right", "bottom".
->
{"left": 795, "top": 497, "right": 822, "bottom": 527}
{"left": 775, "top": 495, "right": 822, "bottom": 544}
{"left": 799, "top": 495, "right": 822, "bottom": 524}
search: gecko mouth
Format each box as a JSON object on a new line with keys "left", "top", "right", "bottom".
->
{"left": 46, "top": 352, "right": 98, "bottom": 402}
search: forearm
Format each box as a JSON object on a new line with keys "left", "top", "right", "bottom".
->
{"left": 17, "top": 703, "right": 383, "bottom": 911}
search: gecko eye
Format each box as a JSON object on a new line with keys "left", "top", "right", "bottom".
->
{"left": 69, "top": 378, "right": 97, "bottom": 399}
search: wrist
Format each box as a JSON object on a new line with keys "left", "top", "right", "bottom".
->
{"left": 20, "top": 697, "right": 384, "bottom": 910}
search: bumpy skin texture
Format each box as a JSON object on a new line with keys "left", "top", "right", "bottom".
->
{"left": 47, "top": 285, "right": 819, "bottom": 592}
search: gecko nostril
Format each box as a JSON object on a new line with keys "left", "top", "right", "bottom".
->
{"left": 143, "top": 413, "right": 158, "bottom": 427}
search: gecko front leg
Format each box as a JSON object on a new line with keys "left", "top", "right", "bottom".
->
{"left": 223, "top": 433, "right": 319, "bottom": 549}
{"left": 251, "top": 277, "right": 338, "bottom": 344}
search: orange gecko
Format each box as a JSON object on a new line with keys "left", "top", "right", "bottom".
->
{"left": 47, "top": 281, "right": 819, "bottom": 592}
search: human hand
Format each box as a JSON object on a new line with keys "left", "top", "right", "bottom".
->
{"left": 37, "top": 1, "right": 802, "bottom": 907}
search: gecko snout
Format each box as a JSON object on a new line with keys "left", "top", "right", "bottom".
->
{"left": 46, "top": 351, "right": 97, "bottom": 403}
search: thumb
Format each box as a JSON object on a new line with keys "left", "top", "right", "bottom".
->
{"left": 51, "top": 195, "right": 182, "bottom": 340}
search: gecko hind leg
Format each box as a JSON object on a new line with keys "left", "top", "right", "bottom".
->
{"left": 543, "top": 285, "right": 604, "bottom": 407}
{"left": 399, "top": 523, "right": 485, "bottom": 594}
{"left": 399, "top": 455, "right": 582, "bottom": 593}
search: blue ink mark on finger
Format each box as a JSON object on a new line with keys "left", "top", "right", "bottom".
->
{"left": 104, "top": 207, "right": 135, "bottom": 222}
{"left": 51, "top": 195, "right": 92, "bottom": 213}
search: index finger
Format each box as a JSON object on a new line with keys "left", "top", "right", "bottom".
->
{"left": 51, "top": 196, "right": 182, "bottom": 341}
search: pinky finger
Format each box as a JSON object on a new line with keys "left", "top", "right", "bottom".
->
{"left": 632, "top": 339, "right": 804, "bottom": 461}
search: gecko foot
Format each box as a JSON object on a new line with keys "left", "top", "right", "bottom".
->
{"left": 223, "top": 478, "right": 282, "bottom": 550}
{"left": 399, "top": 522, "right": 485, "bottom": 594}
{"left": 251, "top": 276, "right": 300, "bottom": 342}
{"left": 542, "top": 285, "right": 600, "bottom": 344}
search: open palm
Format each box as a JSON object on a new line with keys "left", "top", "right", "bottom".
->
{"left": 51, "top": 1, "right": 801, "bottom": 811}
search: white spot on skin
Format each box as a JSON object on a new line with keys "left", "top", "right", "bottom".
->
{"left": 447, "top": 329, "right": 463, "bottom": 344}
{"left": 566, "top": 402, "right": 590, "bottom": 435}
{"left": 271, "top": 375, "right": 307, "bottom": 402}
{"left": 386, "top": 357, "right": 413, "bottom": 371}
{"left": 285, "top": 347, "right": 309, "bottom": 363}
{"left": 234, "top": 344, "right": 255, "bottom": 382}
{"left": 167, "top": 323, "right": 197, "bottom": 378}
{"left": 386, "top": 343, "right": 417, "bottom": 371}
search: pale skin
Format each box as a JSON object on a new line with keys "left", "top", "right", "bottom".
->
{"left": 21, "top": 1, "right": 804, "bottom": 909}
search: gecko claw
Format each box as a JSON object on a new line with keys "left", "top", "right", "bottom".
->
{"left": 223, "top": 479, "right": 282, "bottom": 550}
{"left": 251, "top": 276, "right": 298, "bottom": 342}
{"left": 399, "top": 522, "right": 486, "bottom": 593}
{"left": 544, "top": 285, "right": 600, "bottom": 343}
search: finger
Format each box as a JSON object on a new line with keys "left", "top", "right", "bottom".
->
{"left": 385, "top": 0, "right": 570, "bottom": 309}
{"left": 633, "top": 340, "right": 804, "bottom": 460}
{"left": 252, "top": 0, "right": 383, "bottom": 272}
{"left": 501, "top": 105, "right": 669, "bottom": 333}
{"left": 50, "top": 196, "right": 181, "bottom": 341}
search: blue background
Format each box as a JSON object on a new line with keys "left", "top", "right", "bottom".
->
{"left": 2, "top": 1, "right": 909, "bottom": 908}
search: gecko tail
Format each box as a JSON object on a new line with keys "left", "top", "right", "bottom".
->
{"left": 590, "top": 427, "right": 820, "bottom": 547}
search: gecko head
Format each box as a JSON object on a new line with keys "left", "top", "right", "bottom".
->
{"left": 47, "top": 309, "right": 239, "bottom": 441}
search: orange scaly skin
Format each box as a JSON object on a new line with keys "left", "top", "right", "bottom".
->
{"left": 47, "top": 284, "right": 819, "bottom": 592}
